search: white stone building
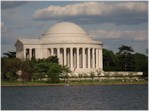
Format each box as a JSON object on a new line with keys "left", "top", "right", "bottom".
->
{"left": 15, "top": 22, "right": 103, "bottom": 73}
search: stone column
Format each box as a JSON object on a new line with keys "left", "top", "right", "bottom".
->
{"left": 76, "top": 48, "right": 79, "bottom": 68}
{"left": 96, "top": 48, "right": 99, "bottom": 68}
{"left": 67, "top": 48, "right": 69, "bottom": 67}
{"left": 70, "top": 48, "right": 73, "bottom": 69}
{"left": 99, "top": 49, "right": 103, "bottom": 69}
{"left": 88, "top": 48, "right": 91, "bottom": 68}
{"left": 51, "top": 48, "right": 54, "bottom": 56}
{"left": 57, "top": 48, "right": 60, "bottom": 64}
{"left": 92, "top": 48, "right": 95, "bottom": 68}
{"left": 82, "top": 48, "right": 85, "bottom": 68}
{"left": 24, "top": 48, "right": 26, "bottom": 60}
{"left": 29, "top": 48, "right": 32, "bottom": 59}
{"left": 97, "top": 48, "right": 99, "bottom": 68}
{"left": 64, "top": 48, "right": 66, "bottom": 66}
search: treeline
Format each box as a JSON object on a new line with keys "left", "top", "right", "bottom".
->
{"left": 103, "top": 45, "right": 148, "bottom": 77}
{"left": 1, "top": 56, "right": 71, "bottom": 83}
{"left": 1, "top": 45, "right": 148, "bottom": 82}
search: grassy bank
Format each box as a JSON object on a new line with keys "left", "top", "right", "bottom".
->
{"left": 1, "top": 80, "right": 148, "bottom": 86}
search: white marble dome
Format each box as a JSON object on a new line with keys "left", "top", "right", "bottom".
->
{"left": 41, "top": 22, "right": 99, "bottom": 44}
{"left": 44, "top": 22, "right": 87, "bottom": 35}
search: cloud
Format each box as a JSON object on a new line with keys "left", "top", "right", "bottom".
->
{"left": 1, "top": 1, "right": 28, "bottom": 9}
{"left": 33, "top": 2, "right": 148, "bottom": 25}
{"left": 89, "top": 30, "right": 148, "bottom": 41}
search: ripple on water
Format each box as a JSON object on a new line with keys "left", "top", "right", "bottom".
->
{"left": 1, "top": 85, "right": 148, "bottom": 110}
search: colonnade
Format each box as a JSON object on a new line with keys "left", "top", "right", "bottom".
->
{"left": 24, "top": 48, "right": 35, "bottom": 59}
{"left": 23, "top": 47, "right": 103, "bottom": 70}
{"left": 48, "top": 47, "right": 102, "bottom": 69}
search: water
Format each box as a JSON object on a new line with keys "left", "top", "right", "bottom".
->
{"left": 1, "top": 85, "right": 148, "bottom": 110}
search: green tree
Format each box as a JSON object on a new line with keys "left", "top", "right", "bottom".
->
{"left": 34, "top": 62, "right": 49, "bottom": 81}
{"left": 103, "top": 49, "right": 117, "bottom": 71}
{"left": 61, "top": 66, "right": 71, "bottom": 82}
{"left": 133, "top": 53, "right": 147, "bottom": 71}
{"left": 47, "top": 63, "right": 62, "bottom": 83}
{"left": 1, "top": 58, "right": 22, "bottom": 81}
{"left": 117, "top": 45, "right": 135, "bottom": 71}
{"left": 1, "top": 57, "right": 8, "bottom": 80}
{"left": 46, "top": 56, "right": 59, "bottom": 63}
{"left": 5, "top": 71, "right": 17, "bottom": 82}
{"left": 133, "top": 53, "right": 148, "bottom": 77}
{"left": 20, "top": 59, "right": 35, "bottom": 81}
{"left": 3, "top": 51, "right": 16, "bottom": 58}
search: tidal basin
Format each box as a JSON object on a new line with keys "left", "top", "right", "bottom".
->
{"left": 1, "top": 85, "right": 148, "bottom": 110}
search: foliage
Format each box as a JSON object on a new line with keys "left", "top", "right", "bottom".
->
{"left": 118, "top": 45, "right": 134, "bottom": 54}
{"left": 5, "top": 71, "right": 18, "bottom": 82}
{"left": 61, "top": 66, "right": 71, "bottom": 82}
{"left": 47, "top": 63, "right": 62, "bottom": 83}
{"left": 3, "top": 51, "right": 16, "bottom": 58}
{"left": 22, "top": 60, "right": 35, "bottom": 73}
{"left": 35, "top": 62, "right": 49, "bottom": 74}
{"left": 1, "top": 45, "right": 148, "bottom": 82}
{"left": 103, "top": 49, "right": 117, "bottom": 70}
{"left": 46, "top": 56, "right": 59, "bottom": 63}
{"left": 34, "top": 62, "right": 49, "bottom": 81}
{"left": 1, "top": 58, "right": 22, "bottom": 81}
{"left": 117, "top": 45, "right": 134, "bottom": 71}
{"left": 133, "top": 53, "right": 148, "bottom": 71}
{"left": 133, "top": 53, "right": 148, "bottom": 77}
{"left": 103, "top": 45, "right": 148, "bottom": 76}
{"left": 61, "top": 66, "right": 71, "bottom": 75}
{"left": 1, "top": 55, "right": 71, "bottom": 82}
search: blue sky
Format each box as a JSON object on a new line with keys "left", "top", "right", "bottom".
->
{"left": 1, "top": 1, "right": 148, "bottom": 56}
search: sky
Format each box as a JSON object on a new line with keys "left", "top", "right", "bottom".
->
{"left": 1, "top": 1, "right": 148, "bottom": 56}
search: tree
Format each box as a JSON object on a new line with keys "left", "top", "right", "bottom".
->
{"left": 32, "top": 55, "right": 70, "bottom": 83}
{"left": 46, "top": 56, "right": 59, "bottom": 63}
{"left": 5, "top": 71, "right": 17, "bottom": 82}
{"left": 34, "top": 62, "right": 49, "bottom": 81}
{"left": 103, "top": 49, "right": 117, "bottom": 71}
{"left": 1, "top": 58, "right": 22, "bottom": 81}
{"left": 20, "top": 60, "right": 35, "bottom": 81}
{"left": 133, "top": 53, "right": 147, "bottom": 71}
{"left": 3, "top": 51, "right": 16, "bottom": 58}
{"left": 117, "top": 45, "right": 135, "bottom": 71}
{"left": 1, "top": 57, "right": 8, "bottom": 80}
{"left": 61, "top": 66, "right": 71, "bottom": 82}
{"left": 133, "top": 53, "right": 148, "bottom": 77}
{"left": 47, "top": 63, "right": 62, "bottom": 83}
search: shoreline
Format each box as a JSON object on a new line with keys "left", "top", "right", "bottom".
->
{"left": 1, "top": 81, "right": 148, "bottom": 87}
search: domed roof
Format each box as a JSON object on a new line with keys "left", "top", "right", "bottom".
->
{"left": 43, "top": 22, "right": 87, "bottom": 35}
{"left": 41, "top": 22, "right": 101, "bottom": 44}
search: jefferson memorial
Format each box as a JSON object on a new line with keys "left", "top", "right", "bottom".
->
{"left": 15, "top": 22, "right": 103, "bottom": 73}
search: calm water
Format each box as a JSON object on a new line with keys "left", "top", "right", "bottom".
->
{"left": 1, "top": 85, "right": 148, "bottom": 110}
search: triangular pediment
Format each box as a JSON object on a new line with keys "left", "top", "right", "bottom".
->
{"left": 15, "top": 40, "right": 23, "bottom": 47}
